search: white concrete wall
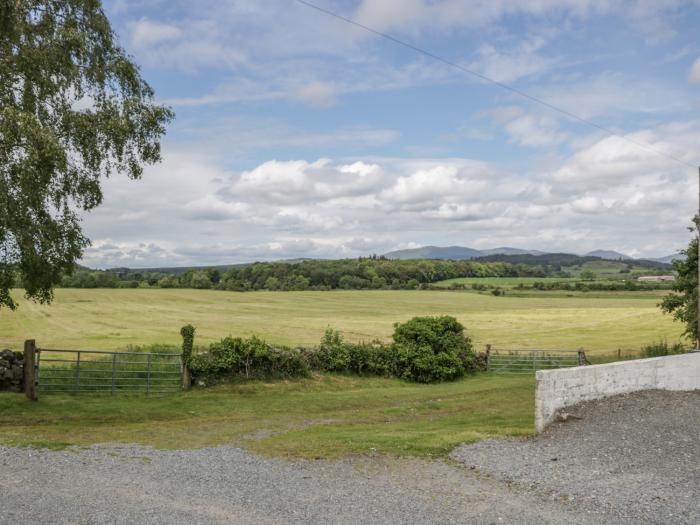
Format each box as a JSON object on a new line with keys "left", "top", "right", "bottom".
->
{"left": 535, "top": 352, "right": 700, "bottom": 433}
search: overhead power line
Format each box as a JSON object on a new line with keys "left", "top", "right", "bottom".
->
{"left": 294, "top": 0, "right": 695, "bottom": 169}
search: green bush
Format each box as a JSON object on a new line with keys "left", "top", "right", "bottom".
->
{"left": 391, "top": 316, "right": 475, "bottom": 382}
{"left": 315, "top": 328, "right": 351, "bottom": 371}
{"left": 641, "top": 340, "right": 687, "bottom": 357}
{"left": 186, "top": 315, "right": 477, "bottom": 385}
{"left": 188, "top": 335, "right": 310, "bottom": 381}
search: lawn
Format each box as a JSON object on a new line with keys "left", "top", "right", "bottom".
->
{"left": 0, "top": 288, "right": 684, "bottom": 354}
{"left": 0, "top": 373, "right": 534, "bottom": 458}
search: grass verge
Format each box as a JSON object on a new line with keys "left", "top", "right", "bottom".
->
{"left": 0, "top": 373, "right": 534, "bottom": 459}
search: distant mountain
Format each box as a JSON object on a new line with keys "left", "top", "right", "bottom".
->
{"left": 478, "top": 247, "right": 548, "bottom": 256}
{"left": 384, "top": 246, "right": 547, "bottom": 260}
{"left": 644, "top": 253, "right": 681, "bottom": 265}
{"left": 585, "top": 250, "right": 632, "bottom": 260}
{"left": 383, "top": 245, "right": 673, "bottom": 264}
{"left": 384, "top": 246, "right": 482, "bottom": 260}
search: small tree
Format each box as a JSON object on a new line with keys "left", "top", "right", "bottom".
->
{"left": 660, "top": 220, "right": 697, "bottom": 343}
{"left": 580, "top": 270, "right": 596, "bottom": 281}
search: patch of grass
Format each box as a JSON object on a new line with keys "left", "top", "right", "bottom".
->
{"left": 0, "top": 288, "right": 685, "bottom": 354}
{"left": 0, "top": 373, "right": 534, "bottom": 458}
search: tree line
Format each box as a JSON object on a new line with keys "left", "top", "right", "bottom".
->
{"left": 57, "top": 257, "right": 549, "bottom": 291}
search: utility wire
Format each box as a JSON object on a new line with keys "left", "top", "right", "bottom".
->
{"left": 294, "top": 0, "right": 696, "bottom": 169}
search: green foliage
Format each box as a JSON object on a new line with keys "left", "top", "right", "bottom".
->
{"left": 313, "top": 329, "right": 394, "bottom": 376}
{"left": 180, "top": 324, "right": 195, "bottom": 362}
{"left": 392, "top": 316, "right": 473, "bottom": 356}
{"left": 394, "top": 345, "right": 465, "bottom": 383}
{"left": 188, "top": 336, "right": 310, "bottom": 381}
{"left": 580, "top": 270, "right": 597, "bottom": 281}
{"left": 0, "top": 0, "right": 173, "bottom": 309}
{"left": 660, "top": 223, "right": 697, "bottom": 342}
{"left": 640, "top": 339, "right": 688, "bottom": 358}
{"left": 187, "top": 316, "right": 476, "bottom": 384}
{"left": 315, "top": 328, "right": 351, "bottom": 371}
{"left": 391, "top": 316, "right": 475, "bottom": 382}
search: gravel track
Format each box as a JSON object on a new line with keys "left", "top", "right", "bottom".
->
{"left": 452, "top": 389, "right": 700, "bottom": 524}
{"left": 2, "top": 389, "right": 698, "bottom": 524}
{"left": 0, "top": 444, "right": 587, "bottom": 524}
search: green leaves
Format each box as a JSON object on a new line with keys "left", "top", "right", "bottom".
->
{"left": 659, "top": 227, "right": 697, "bottom": 342}
{"left": 0, "top": 0, "right": 173, "bottom": 309}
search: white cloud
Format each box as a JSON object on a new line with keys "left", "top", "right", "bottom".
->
{"left": 469, "top": 37, "right": 556, "bottom": 83}
{"left": 535, "top": 72, "right": 686, "bottom": 119}
{"left": 689, "top": 57, "right": 700, "bottom": 84}
{"left": 504, "top": 114, "right": 568, "bottom": 147}
{"left": 80, "top": 118, "right": 699, "bottom": 268}
{"left": 354, "top": 0, "right": 609, "bottom": 33}
{"left": 294, "top": 81, "right": 337, "bottom": 108}
{"left": 130, "top": 19, "right": 181, "bottom": 49}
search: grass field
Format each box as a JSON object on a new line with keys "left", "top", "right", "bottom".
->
{"left": 0, "top": 288, "right": 684, "bottom": 354}
{"left": 434, "top": 276, "right": 580, "bottom": 288}
{"left": 0, "top": 373, "right": 534, "bottom": 457}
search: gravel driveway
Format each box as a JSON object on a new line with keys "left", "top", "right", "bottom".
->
{"left": 1, "top": 390, "right": 698, "bottom": 524}
{"left": 452, "top": 389, "right": 700, "bottom": 524}
{"left": 0, "top": 444, "right": 588, "bottom": 525}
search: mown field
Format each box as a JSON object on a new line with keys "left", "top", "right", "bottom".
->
{"left": 0, "top": 287, "right": 685, "bottom": 354}
{"left": 0, "top": 373, "right": 534, "bottom": 457}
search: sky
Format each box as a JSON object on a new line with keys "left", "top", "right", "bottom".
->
{"left": 82, "top": 0, "right": 700, "bottom": 268}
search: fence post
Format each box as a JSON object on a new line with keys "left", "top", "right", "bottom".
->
{"left": 111, "top": 353, "right": 117, "bottom": 395}
{"left": 23, "top": 340, "right": 37, "bottom": 401}
{"left": 181, "top": 358, "right": 191, "bottom": 390}
{"left": 146, "top": 354, "right": 152, "bottom": 396}
{"left": 485, "top": 344, "right": 491, "bottom": 372}
{"left": 75, "top": 351, "right": 81, "bottom": 392}
{"left": 578, "top": 350, "right": 586, "bottom": 366}
{"left": 180, "top": 325, "right": 195, "bottom": 390}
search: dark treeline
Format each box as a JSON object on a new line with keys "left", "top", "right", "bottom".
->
{"left": 59, "top": 257, "right": 548, "bottom": 291}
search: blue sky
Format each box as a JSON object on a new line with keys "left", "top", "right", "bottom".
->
{"left": 83, "top": 0, "right": 700, "bottom": 267}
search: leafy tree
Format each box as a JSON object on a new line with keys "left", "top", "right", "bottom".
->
{"left": 580, "top": 270, "right": 596, "bottom": 281}
{"left": 190, "top": 271, "right": 212, "bottom": 290}
{"left": 660, "top": 222, "right": 697, "bottom": 343}
{"left": 0, "top": 0, "right": 173, "bottom": 309}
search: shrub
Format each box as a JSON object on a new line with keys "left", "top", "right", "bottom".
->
{"left": 315, "top": 328, "right": 352, "bottom": 371}
{"left": 186, "top": 316, "right": 477, "bottom": 386}
{"left": 393, "top": 344, "right": 464, "bottom": 383}
{"left": 391, "top": 316, "right": 476, "bottom": 382}
{"left": 641, "top": 340, "right": 687, "bottom": 358}
{"left": 188, "top": 335, "right": 310, "bottom": 381}
{"left": 311, "top": 329, "right": 396, "bottom": 376}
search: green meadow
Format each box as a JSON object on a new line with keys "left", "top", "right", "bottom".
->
{"left": 0, "top": 287, "right": 684, "bottom": 354}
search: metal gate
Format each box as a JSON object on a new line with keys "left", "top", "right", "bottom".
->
{"left": 36, "top": 348, "right": 182, "bottom": 395}
{"left": 487, "top": 349, "right": 586, "bottom": 374}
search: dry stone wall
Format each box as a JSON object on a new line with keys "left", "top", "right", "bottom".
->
{"left": 0, "top": 349, "right": 24, "bottom": 392}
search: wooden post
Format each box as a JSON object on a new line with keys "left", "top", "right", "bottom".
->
{"left": 23, "top": 340, "right": 37, "bottom": 401}
{"left": 485, "top": 344, "right": 491, "bottom": 372}
{"left": 181, "top": 359, "right": 191, "bottom": 390}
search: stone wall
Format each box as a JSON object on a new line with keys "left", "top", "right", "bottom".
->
{"left": 0, "top": 349, "right": 24, "bottom": 392}
{"left": 535, "top": 352, "right": 700, "bottom": 432}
